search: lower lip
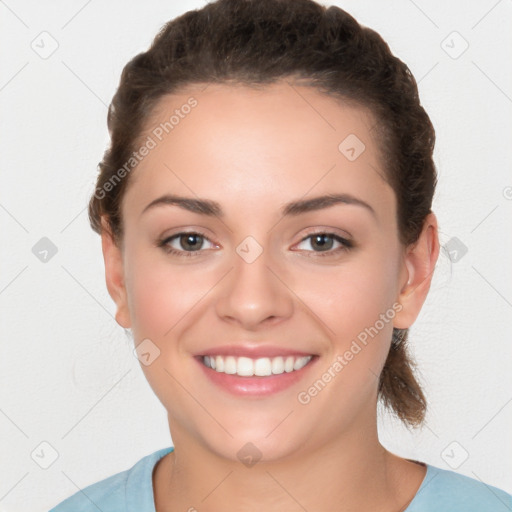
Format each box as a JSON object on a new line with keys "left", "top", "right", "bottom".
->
{"left": 195, "top": 356, "right": 318, "bottom": 397}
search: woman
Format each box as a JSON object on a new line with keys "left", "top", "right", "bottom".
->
{"left": 50, "top": 0, "right": 512, "bottom": 510}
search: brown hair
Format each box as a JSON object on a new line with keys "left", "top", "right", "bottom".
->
{"left": 89, "top": 0, "right": 435, "bottom": 428}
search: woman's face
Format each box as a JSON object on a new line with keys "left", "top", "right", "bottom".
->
{"left": 105, "top": 82, "right": 422, "bottom": 461}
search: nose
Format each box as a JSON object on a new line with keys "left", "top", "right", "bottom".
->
{"left": 215, "top": 242, "right": 294, "bottom": 330}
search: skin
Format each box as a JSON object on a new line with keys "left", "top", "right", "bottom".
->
{"left": 101, "top": 82, "right": 440, "bottom": 511}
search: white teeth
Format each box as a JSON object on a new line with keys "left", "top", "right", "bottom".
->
{"left": 224, "top": 356, "right": 237, "bottom": 374}
{"left": 293, "top": 356, "right": 311, "bottom": 371}
{"left": 254, "top": 358, "right": 272, "bottom": 376}
{"left": 271, "top": 356, "right": 284, "bottom": 374}
{"left": 237, "top": 357, "right": 254, "bottom": 376}
{"left": 202, "top": 354, "right": 313, "bottom": 376}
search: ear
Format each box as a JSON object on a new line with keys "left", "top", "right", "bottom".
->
{"left": 393, "top": 212, "right": 440, "bottom": 329}
{"left": 100, "top": 216, "right": 132, "bottom": 329}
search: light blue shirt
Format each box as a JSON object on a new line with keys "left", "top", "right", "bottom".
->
{"left": 49, "top": 446, "right": 512, "bottom": 511}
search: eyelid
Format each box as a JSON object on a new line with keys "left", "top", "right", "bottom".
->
{"left": 157, "top": 226, "right": 355, "bottom": 258}
{"left": 157, "top": 230, "right": 218, "bottom": 257}
{"left": 291, "top": 231, "right": 354, "bottom": 256}
{"left": 159, "top": 225, "right": 218, "bottom": 243}
{"left": 297, "top": 226, "right": 353, "bottom": 241}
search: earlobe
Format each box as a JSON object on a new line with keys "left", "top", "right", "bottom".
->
{"left": 393, "top": 212, "right": 440, "bottom": 330}
{"left": 100, "top": 217, "right": 132, "bottom": 329}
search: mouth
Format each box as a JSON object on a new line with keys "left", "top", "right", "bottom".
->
{"left": 201, "top": 354, "right": 313, "bottom": 376}
{"left": 194, "top": 351, "right": 318, "bottom": 397}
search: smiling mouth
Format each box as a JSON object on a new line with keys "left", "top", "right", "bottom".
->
{"left": 200, "top": 354, "right": 314, "bottom": 377}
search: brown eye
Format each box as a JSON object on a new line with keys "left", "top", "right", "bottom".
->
{"left": 309, "top": 233, "right": 335, "bottom": 251}
{"left": 177, "top": 233, "right": 204, "bottom": 251}
{"left": 294, "top": 232, "right": 353, "bottom": 257}
{"left": 158, "top": 231, "right": 216, "bottom": 257}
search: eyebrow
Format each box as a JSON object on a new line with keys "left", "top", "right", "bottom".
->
{"left": 140, "top": 193, "right": 377, "bottom": 219}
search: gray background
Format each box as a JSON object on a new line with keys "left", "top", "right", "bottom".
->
{"left": 0, "top": 1, "right": 511, "bottom": 510}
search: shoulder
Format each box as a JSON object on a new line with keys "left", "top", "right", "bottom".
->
{"left": 407, "top": 463, "right": 512, "bottom": 512}
{"left": 49, "top": 447, "right": 174, "bottom": 512}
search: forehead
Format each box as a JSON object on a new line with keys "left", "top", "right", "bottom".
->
{"left": 123, "top": 82, "right": 394, "bottom": 222}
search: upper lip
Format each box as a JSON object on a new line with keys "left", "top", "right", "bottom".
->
{"left": 197, "top": 345, "right": 315, "bottom": 358}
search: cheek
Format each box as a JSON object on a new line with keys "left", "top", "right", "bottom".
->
{"left": 132, "top": 274, "right": 200, "bottom": 342}
{"left": 123, "top": 245, "right": 204, "bottom": 340}
{"left": 303, "top": 249, "right": 400, "bottom": 393}
{"left": 312, "top": 253, "right": 400, "bottom": 338}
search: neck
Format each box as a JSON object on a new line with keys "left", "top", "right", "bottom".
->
{"left": 154, "top": 415, "right": 423, "bottom": 512}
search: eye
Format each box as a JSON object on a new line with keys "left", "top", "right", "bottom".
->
{"left": 293, "top": 231, "right": 354, "bottom": 257}
{"left": 158, "top": 231, "right": 217, "bottom": 258}
{"left": 157, "top": 230, "right": 354, "bottom": 259}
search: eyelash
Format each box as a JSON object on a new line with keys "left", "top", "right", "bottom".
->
{"left": 157, "top": 230, "right": 354, "bottom": 259}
